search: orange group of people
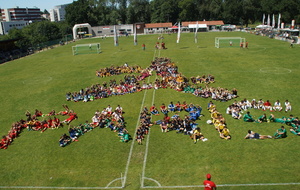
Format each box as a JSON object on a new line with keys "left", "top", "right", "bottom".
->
{"left": 190, "top": 74, "right": 215, "bottom": 84}
{"left": 96, "top": 64, "right": 142, "bottom": 77}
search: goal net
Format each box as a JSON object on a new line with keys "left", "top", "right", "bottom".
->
{"left": 72, "top": 43, "right": 101, "bottom": 55}
{"left": 215, "top": 37, "right": 246, "bottom": 48}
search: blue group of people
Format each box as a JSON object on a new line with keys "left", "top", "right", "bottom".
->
{"left": 149, "top": 102, "right": 202, "bottom": 121}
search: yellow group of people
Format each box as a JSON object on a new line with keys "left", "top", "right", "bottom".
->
{"left": 208, "top": 101, "right": 231, "bottom": 140}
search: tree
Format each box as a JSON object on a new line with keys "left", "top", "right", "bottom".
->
{"left": 150, "top": 0, "right": 181, "bottom": 23}
{"left": 222, "top": 0, "right": 243, "bottom": 24}
{"left": 65, "top": 0, "right": 94, "bottom": 26}
{"left": 178, "top": 0, "right": 199, "bottom": 21}
{"left": 43, "top": 9, "right": 50, "bottom": 14}
{"left": 126, "top": 0, "right": 151, "bottom": 23}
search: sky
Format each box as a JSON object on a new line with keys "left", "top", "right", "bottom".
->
{"left": 0, "top": 0, "right": 75, "bottom": 11}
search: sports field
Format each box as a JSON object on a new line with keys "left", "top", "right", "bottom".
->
{"left": 0, "top": 31, "right": 299, "bottom": 190}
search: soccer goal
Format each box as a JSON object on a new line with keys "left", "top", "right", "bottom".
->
{"left": 72, "top": 43, "right": 101, "bottom": 55}
{"left": 215, "top": 37, "right": 246, "bottom": 48}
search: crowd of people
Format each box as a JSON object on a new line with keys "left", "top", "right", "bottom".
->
{"left": 95, "top": 64, "right": 142, "bottom": 77}
{"left": 226, "top": 99, "right": 292, "bottom": 120}
{"left": 136, "top": 101, "right": 208, "bottom": 144}
{"left": 1, "top": 105, "right": 77, "bottom": 149}
{"left": 59, "top": 105, "right": 131, "bottom": 147}
{"left": 238, "top": 104, "right": 299, "bottom": 138}
{"left": 91, "top": 105, "right": 131, "bottom": 143}
{"left": 190, "top": 75, "right": 215, "bottom": 84}
{"left": 245, "top": 125, "right": 288, "bottom": 140}
{"left": 66, "top": 57, "right": 238, "bottom": 103}
{"left": 207, "top": 101, "right": 231, "bottom": 140}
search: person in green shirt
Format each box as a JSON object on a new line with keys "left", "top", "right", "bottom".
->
{"left": 290, "top": 126, "right": 300, "bottom": 135}
{"left": 243, "top": 111, "right": 255, "bottom": 122}
{"left": 274, "top": 126, "right": 287, "bottom": 139}
{"left": 257, "top": 113, "right": 267, "bottom": 123}
{"left": 268, "top": 114, "right": 286, "bottom": 123}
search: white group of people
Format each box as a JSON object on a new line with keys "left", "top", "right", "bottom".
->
{"left": 226, "top": 99, "right": 292, "bottom": 120}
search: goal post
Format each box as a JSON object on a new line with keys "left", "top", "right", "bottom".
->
{"left": 215, "top": 37, "right": 246, "bottom": 48}
{"left": 72, "top": 43, "right": 101, "bottom": 55}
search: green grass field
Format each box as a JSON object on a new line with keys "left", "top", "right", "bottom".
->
{"left": 0, "top": 31, "right": 300, "bottom": 190}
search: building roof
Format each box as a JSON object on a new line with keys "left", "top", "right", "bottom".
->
{"left": 145, "top": 23, "right": 172, "bottom": 28}
{"left": 182, "top": 20, "right": 224, "bottom": 27}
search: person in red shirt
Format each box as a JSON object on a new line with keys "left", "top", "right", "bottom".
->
{"left": 203, "top": 173, "right": 217, "bottom": 190}
{"left": 263, "top": 100, "right": 273, "bottom": 111}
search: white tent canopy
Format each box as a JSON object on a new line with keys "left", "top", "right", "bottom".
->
{"left": 73, "top": 23, "right": 92, "bottom": 40}
{"left": 256, "top": 24, "right": 272, "bottom": 29}
{"left": 188, "top": 24, "right": 207, "bottom": 29}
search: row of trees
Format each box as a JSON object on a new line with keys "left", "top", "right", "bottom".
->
{"left": 65, "top": 0, "right": 300, "bottom": 27}
{"left": 1, "top": 0, "right": 299, "bottom": 51}
{"left": 2, "top": 21, "right": 72, "bottom": 50}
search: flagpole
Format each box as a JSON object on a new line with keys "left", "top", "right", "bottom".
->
{"left": 277, "top": 13, "right": 281, "bottom": 29}
{"left": 194, "top": 21, "right": 198, "bottom": 43}
{"left": 114, "top": 25, "right": 118, "bottom": 46}
{"left": 134, "top": 24, "right": 137, "bottom": 46}
{"left": 176, "top": 22, "right": 181, "bottom": 43}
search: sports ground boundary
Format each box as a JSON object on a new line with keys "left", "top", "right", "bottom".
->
{"left": 1, "top": 35, "right": 300, "bottom": 190}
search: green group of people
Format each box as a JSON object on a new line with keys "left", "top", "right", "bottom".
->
{"left": 244, "top": 126, "right": 287, "bottom": 140}
{"left": 243, "top": 111, "right": 300, "bottom": 138}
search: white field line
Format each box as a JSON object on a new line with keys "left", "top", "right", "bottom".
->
{"left": 0, "top": 186, "right": 122, "bottom": 189}
{"left": 140, "top": 41, "right": 162, "bottom": 188}
{"left": 142, "top": 182, "right": 300, "bottom": 188}
{"left": 140, "top": 88, "right": 156, "bottom": 188}
{"left": 141, "top": 40, "right": 162, "bottom": 188}
{"left": 1, "top": 182, "right": 300, "bottom": 189}
{"left": 121, "top": 76, "right": 152, "bottom": 188}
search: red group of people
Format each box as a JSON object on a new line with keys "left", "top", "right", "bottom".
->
{"left": 0, "top": 105, "right": 77, "bottom": 149}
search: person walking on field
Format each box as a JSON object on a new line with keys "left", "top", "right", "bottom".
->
{"left": 203, "top": 173, "right": 217, "bottom": 190}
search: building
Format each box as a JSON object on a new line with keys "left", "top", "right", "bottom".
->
{"left": 144, "top": 23, "right": 172, "bottom": 34}
{"left": 49, "top": 4, "right": 69, "bottom": 22}
{"left": 91, "top": 24, "right": 138, "bottom": 37}
{"left": 41, "top": 13, "right": 50, "bottom": 20}
{"left": 182, "top": 20, "right": 224, "bottom": 30}
{"left": 0, "top": 20, "right": 29, "bottom": 35}
{"left": 1, "top": 7, "right": 41, "bottom": 22}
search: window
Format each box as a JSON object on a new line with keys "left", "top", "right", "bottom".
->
{"left": 98, "top": 31, "right": 102, "bottom": 33}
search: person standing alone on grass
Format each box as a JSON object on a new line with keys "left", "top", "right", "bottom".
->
{"left": 142, "top": 43, "right": 146, "bottom": 50}
{"left": 203, "top": 173, "right": 217, "bottom": 190}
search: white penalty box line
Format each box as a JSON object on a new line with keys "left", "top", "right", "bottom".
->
{"left": 1, "top": 182, "right": 299, "bottom": 189}
{"left": 142, "top": 182, "right": 300, "bottom": 189}
{"left": 0, "top": 186, "right": 122, "bottom": 189}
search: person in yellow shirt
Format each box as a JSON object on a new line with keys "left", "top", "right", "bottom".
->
{"left": 220, "top": 126, "right": 231, "bottom": 140}
{"left": 192, "top": 127, "right": 206, "bottom": 144}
